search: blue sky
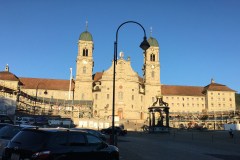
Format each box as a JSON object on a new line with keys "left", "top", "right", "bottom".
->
{"left": 0, "top": 0, "right": 239, "bottom": 93}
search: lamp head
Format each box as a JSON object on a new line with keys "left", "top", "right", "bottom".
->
{"left": 140, "top": 36, "right": 150, "bottom": 51}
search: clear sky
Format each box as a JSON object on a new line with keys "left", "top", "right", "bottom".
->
{"left": 0, "top": 0, "right": 239, "bottom": 93}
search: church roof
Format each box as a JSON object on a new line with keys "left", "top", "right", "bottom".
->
{"left": 19, "top": 77, "right": 74, "bottom": 91}
{"left": 161, "top": 85, "right": 204, "bottom": 96}
{"left": 0, "top": 71, "right": 20, "bottom": 81}
{"left": 93, "top": 72, "right": 103, "bottom": 81}
{"left": 148, "top": 37, "right": 159, "bottom": 47}
{"left": 79, "top": 31, "right": 93, "bottom": 41}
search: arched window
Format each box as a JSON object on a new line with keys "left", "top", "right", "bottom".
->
{"left": 83, "top": 49, "right": 86, "bottom": 56}
{"left": 83, "top": 66, "right": 86, "bottom": 73}
{"left": 81, "top": 93, "right": 85, "bottom": 100}
{"left": 150, "top": 53, "right": 155, "bottom": 61}
{"left": 118, "top": 92, "right": 123, "bottom": 100}
{"left": 151, "top": 71, "right": 154, "bottom": 78}
{"left": 95, "top": 94, "right": 98, "bottom": 100}
{"left": 83, "top": 49, "right": 88, "bottom": 56}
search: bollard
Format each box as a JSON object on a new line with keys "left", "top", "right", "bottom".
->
{"left": 115, "top": 135, "right": 118, "bottom": 146}
{"left": 109, "top": 135, "right": 118, "bottom": 146}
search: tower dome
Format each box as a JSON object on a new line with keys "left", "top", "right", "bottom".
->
{"left": 79, "top": 31, "right": 93, "bottom": 41}
{"left": 148, "top": 37, "right": 159, "bottom": 47}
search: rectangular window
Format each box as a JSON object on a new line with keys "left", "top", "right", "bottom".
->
{"left": 81, "top": 93, "right": 84, "bottom": 100}
{"left": 132, "top": 95, "right": 134, "bottom": 100}
{"left": 107, "top": 94, "right": 109, "bottom": 99}
{"left": 118, "top": 92, "right": 123, "bottom": 100}
{"left": 95, "top": 94, "right": 98, "bottom": 100}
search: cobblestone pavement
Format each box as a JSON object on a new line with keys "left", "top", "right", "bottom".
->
{"left": 117, "top": 130, "right": 240, "bottom": 160}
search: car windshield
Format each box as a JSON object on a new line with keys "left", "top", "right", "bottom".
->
{"left": 11, "top": 130, "right": 48, "bottom": 146}
{"left": 0, "top": 126, "right": 21, "bottom": 139}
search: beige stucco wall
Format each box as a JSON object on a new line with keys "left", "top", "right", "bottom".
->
{"left": 206, "top": 91, "right": 236, "bottom": 112}
{"left": 0, "top": 80, "right": 18, "bottom": 91}
{"left": 21, "top": 88, "right": 72, "bottom": 101}
{"left": 163, "top": 95, "right": 206, "bottom": 113}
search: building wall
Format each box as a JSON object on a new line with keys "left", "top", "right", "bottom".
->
{"left": 206, "top": 91, "right": 236, "bottom": 112}
{"left": 0, "top": 80, "right": 18, "bottom": 91}
{"left": 163, "top": 95, "right": 206, "bottom": 113}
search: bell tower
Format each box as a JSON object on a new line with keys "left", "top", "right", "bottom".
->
{"left": 143, "top": 31, "right": 161, "bottom": 107}
{"left": 143, "top": 37, "right": 160, "bottom": 85}
{"left": 75, "top": 23, "right": 94, "bottom": 100}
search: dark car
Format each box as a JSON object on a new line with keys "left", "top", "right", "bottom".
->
{"left": 71, "top": 128, "right": 108, "bottom": 142}
{"left": 0, "top": 124, "right": 35, "bottom": 158}
{"left": 0, "top": 115, "right": 14, "bottom": 124}
{"left": 34, "top": 116, "right": 49, "bottom": 126}
{"left": 0, "top": 123, "right": 12, "bottom": 129}
{"left": 101, "top": 126, "right": 127, "bottom": 136}
{"left": 3, "top": 128, "right": 119, "bottom": 160}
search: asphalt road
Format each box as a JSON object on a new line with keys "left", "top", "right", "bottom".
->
{"left": 117, "top": 130, "right": 240, "bottom": 160}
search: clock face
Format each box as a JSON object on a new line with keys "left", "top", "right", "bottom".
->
{"left": 82, "top": 60, "right": 88, "bottom": 64}
{"left": 151, "top": 65, "right": 155, "bottom": 69}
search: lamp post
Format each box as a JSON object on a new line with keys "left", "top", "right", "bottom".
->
{"left": 34, "top": 83, "right": 47, "bottom": 115}
{"left": 111, "top": 21, "right": 150, "bottom": 145}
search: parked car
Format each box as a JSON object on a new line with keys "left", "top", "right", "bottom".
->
{"left": 34, "top": 116, "right": 49, "bottom": 126}
{"left": 15, "top": 116, "right": 35, "bottom": 125}
{"left": 0, "top": 124, "right": 35, "bottom": 158}
{"left": 71, "top": 128, "right": 107, "bottom": 142}
{"left": 0, "top": 123, "right": 12, "bottom": 129}
{"left": 101, "top": 126, "right": 127, "bottom": 136}
{"left": 48, "top": 118, "right": 75, "bottom": 128}
{"left": 0, "top": 115, "right": 13, "bottom": 124}
{"left": 3, "top": 128, "right": 119, "bottom": 160}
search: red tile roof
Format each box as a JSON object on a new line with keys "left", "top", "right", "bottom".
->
{"left": 0, "top": 71, "right": 20, "bottom": 81}
{"left": 161, "top": 85, "right": 204, "bottom": 96}
{"left": 19, "top": 77, "right": 74, "bottom": 91}
{"left": 203, "top": 82, "right": 235, "bottom": 92}
{"left": 93, "top": 72, "right": 103, "bottom": 81}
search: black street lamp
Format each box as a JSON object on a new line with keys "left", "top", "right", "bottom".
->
{"left": 34, "top": 83, "right": 47, "bottom": 115}
{"left": 111, "top": 21, "right": 150, "bottom": 145}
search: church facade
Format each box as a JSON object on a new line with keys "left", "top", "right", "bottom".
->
{"left": 74, "top": 30, "right": 162, "bottom": 120}
{"left": 0, "top": 28, "right": 236, "bottom": 121}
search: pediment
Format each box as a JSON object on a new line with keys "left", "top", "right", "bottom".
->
{"left": 101, "top": 58, "right": 139, "bottom": 82}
